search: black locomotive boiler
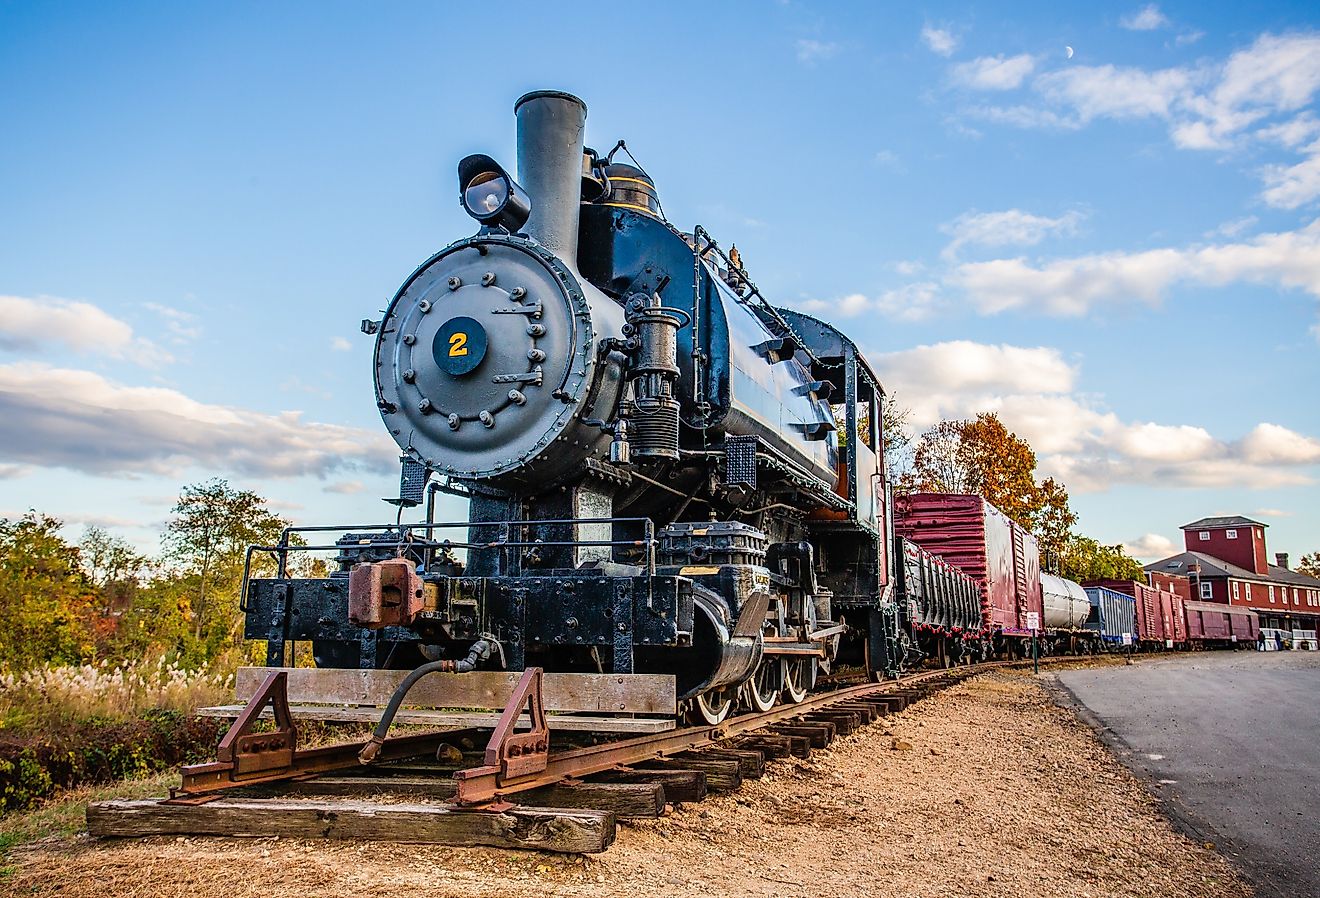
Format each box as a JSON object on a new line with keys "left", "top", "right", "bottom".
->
{"left": 242, "top": 90, "right": 903, "bottom": 724}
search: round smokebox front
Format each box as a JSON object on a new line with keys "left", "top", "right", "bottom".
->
{"left": 374, "top": 238, "right": 595, "bottom": 481}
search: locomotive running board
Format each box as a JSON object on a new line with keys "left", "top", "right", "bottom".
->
{"left": 231, "top": 666, "right": 677, "bottom": 715}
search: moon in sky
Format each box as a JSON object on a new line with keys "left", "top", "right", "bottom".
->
{"left": 1066, "top": 45, "right": 1074, "bottom": 59}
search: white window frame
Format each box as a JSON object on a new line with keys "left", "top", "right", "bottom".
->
{"left": 1231, "top": 581, "right": 1240, "bottom": 601}
{"left": 1268, "top": 584, "right": 1275, "bottom": 603}
{"left": 1199, "top": 531, "right": 1210, "bottom": 541}
{"left": 1200, "top": 582, "right": 1213, "bottom": 600}
{"left": 1226, "top": 529, "right": 1238, "bottom": 539}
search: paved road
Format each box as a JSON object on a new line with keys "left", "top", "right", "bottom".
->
{"left": 1054, "top": 652, "right": 1320, "bottom": 898}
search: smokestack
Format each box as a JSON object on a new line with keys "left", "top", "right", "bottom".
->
{"left": 1277, "top": 552, "right": 1289, "bottom": 569}
{"left": 514, "top": 90, "right": 587, "bottom": 267}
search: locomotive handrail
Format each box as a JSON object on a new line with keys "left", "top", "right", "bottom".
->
{"left": 242, "top": 517, "right": 661, "bottom": 611}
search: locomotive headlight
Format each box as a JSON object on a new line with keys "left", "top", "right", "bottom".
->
{"left": 458, "top": 154, "right": 531, "bottom": 232}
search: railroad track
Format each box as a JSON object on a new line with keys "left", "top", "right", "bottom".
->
{"left": 86, "top": 656, "right": 1080, "bottom": 853}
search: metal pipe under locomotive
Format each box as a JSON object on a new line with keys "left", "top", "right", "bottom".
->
{"left": 242, "top": 90, "right": 904, "bottom": 724}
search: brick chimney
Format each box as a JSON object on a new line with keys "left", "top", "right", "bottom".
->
{"left": 1276, "top": 552, "right": 1289, "bottom": 570}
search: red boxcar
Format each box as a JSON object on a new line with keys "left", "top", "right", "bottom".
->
{"left": 1183, "top": 600, "right": 1260, "bottom": 645}
{"left": 894, "top": 494, "right": 1041, "bottom": 636}
{"left": 1086, "top": 579, "right": 1172, "bottom": 644}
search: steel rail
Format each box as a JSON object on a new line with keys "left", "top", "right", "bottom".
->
{"left": 170, "top": 655, "right": 1079, "bottom": 804}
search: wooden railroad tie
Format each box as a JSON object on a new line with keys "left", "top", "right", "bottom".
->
{"left": 635, "top": 756, "right": 741, "bottom": 792}
{"left": 769, "top": 722, "right": 833, "bottom": 749}
{"left": 592, "top": 767, "right": 707, "bottom": 804}
{"left": 730, "top": 734, "right": 793, "bottom": 759}
{"left": 87, "top": 798, "right": 616, "bottom": 854}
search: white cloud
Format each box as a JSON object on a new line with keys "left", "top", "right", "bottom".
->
{"left": 795, "top": 39, "right": 839, "bottom": 65}
{"left": 1239, "top": 423, "right": 1320, "bottom": 465}
{"left": 1205, "top": 216, "right": 1258, "bottom": 239}
{"left": 330, "top": 336, "right": 353, "bottom": 352}
{"left": 873, "top": 149, "right": 902, "bottom": 170}
{"left": 0, "top": 362, "right": 396, "bottom": 478}
{"left": 1253, "top": 507, "right": 1294, "bottom": 517}
{"left": 871, "top": 342, "right": 1075, "bottom": 423}
{"left": 952, "top": 54, "right": 1037, "bottom": 91}
{"left": 1035, "top": 64, "right": 1194, "bottom": 124}
{"left": 0, "top": 295, "right": 171, "bottom": 366}
{"left": 872, "top": 340, "right": 1320, "bottom": 494}
{"left": 0, "top": 464, "right": 31, "bottom": 480}
{"left": 950, "top": 218, "right": 1320, "bottom": 316}
{"left": 960, "top": 31, "right": 1320, "bottom": 206}
{"left": 1120, "top": 4, "right": 1170, "bottom": 31}
{"left": 1123, "top": 533, "right": 1178, "bottom": 561}
{"left": 142, "top": 302, "right": 201, "bottom": 344}
{"left": 325, "top": 480, "right": 366, "bottom": 495}
{"left": 1260, "top": 141, "right": 1320, "bottom": 209}
{"left": 801, "top": 282, "right": 943, "bottom": 322}
{"left": 921, "top": 25, "right": 959, "bottom": 58}
{"left": 941, "top": 208, "right": 1084, "bottom": 259}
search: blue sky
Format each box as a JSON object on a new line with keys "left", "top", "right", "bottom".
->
{"left": 2, "top": 1, "right": 1318, "bottom": 565}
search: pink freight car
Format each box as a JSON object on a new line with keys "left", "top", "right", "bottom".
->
{"left": 1086, "top": 579, "right": 1187, "bottom": 646}
{"left": 894, "top": 494, "right": 1043, "bottom": 638}
{"left": 1183, "top": 600, "right": 1259, "bottom": 646}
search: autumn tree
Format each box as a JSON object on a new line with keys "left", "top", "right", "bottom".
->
{"left": 161, "top": 479, "right": 291, "bottom": 661}
{"left": 80, "top": 526, "right": 147, "bottom": 619}
{"left": 1297, "top": 552, "right": 1320, "bottom": 578}
{"left": 1058, "top": 536, "right": 1145, "bottom": 583}
{"left": 0, "top": 513, "right": 97, "bottom": 669}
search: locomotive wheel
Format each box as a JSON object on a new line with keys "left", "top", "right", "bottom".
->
{"left": 782, "top": 657, "right": 815, "bottom": 703}
{"left": 743, "top": 659, "right": 783, "bottom": 713}
{"left": 688, "top": 688, "right": 734, "bottom": 725}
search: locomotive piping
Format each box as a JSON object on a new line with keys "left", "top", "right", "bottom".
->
{"left": 514, "top": 90, "right": 588, "bottom": 267}
{"left": 357, "top": 639, "right": 496, "bottom": 764}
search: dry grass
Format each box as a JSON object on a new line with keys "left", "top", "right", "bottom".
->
{"left": 0, "top": 659, "right": 232, "bottom": 732}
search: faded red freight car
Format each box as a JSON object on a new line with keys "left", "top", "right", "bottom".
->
{"left": 1183, "top": 600, "right": 1259, "bottom": 646}
{"left": 1086, "top": 579, "right": 1186, "bottom": 646}
{"left": 894, "top": 493, "right": 1042, "bottom": 638}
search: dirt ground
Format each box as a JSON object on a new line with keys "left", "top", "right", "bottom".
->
{"left": 3, "top": 666, "right": 1251, "bottom": 898}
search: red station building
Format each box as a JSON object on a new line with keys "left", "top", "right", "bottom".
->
{"left": 1145, "top": 516, "right": 1320, "bottom": 633}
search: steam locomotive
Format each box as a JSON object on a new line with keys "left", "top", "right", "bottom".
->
{"left": 241, "top": 90, "right": 1058, "bottom": 725}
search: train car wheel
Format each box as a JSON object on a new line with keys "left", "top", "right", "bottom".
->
{"left": 743, "top": 660, "right": 782, "bottom": 712}
{"left": 688, "top": 689, "right": 734, "bottom": 725}
{"left": 783, "top": 657, "right": 815, "bottom": 703}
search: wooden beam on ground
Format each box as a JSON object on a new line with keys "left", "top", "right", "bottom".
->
{"left": 807, "top": 710, "right": 859, "bottom": 735}
{"left": 636, "top": 757, "right": 741, "bottom": 792}
{"left": 834, "top": 702, "right": 879, "bottom": 723}
{"left": 591, "top": 768, "right": 707, "bottom": 803}
{"left": 730, "top": 735, "right": 792, "bottom": 759}
{"left": 87, "top": 798, "right": 615, "bottom": 853}
{"left": 770, "top": 723, "right": 833, "bottom": 749}
{"left": 234, "top": 667, "right": 676, "bottom": 715}
{"left": 199, "top": 704, "right": 674, "bottom": 734}
{"left": 678, "top": 748, "right": 764, "bottom": 779}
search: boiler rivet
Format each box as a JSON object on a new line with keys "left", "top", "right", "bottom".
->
{"left": 526, "top": 324, "right": 545, "bottom": 337}
{"left": 527, "top": 349, "right": 546, "bottom": 362}
{"left": 510, "top": 286, "right": 527, "bottom": 300}
{"left": 447, "top": 276, "right": 462, "bottom": 290}
{"left": 479, "top": 410, "right": 495, "bottom": 428}
{"left": 418, "top": 299, "right": 431, "bottom": 313}
{"left": 402, "top": 369, "right": 416, "bottom": 383}
{"left": 418, "top": 399, "right": 433, "bottom": 414}
{"left": 508, "top": 389, "right": 526, "bottom": 405}
{"left": 447, "top": 414, "right": 460, "bottom": 430}
{"left": 402, "top": 334, "right": 416, "bottom": 346}
{"left": 481, "top": 272, "right": 496, "bottom": 286}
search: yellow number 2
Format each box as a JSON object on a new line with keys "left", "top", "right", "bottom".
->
{"left": 448, "top": 332, "right": 468, "bottom": 357}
